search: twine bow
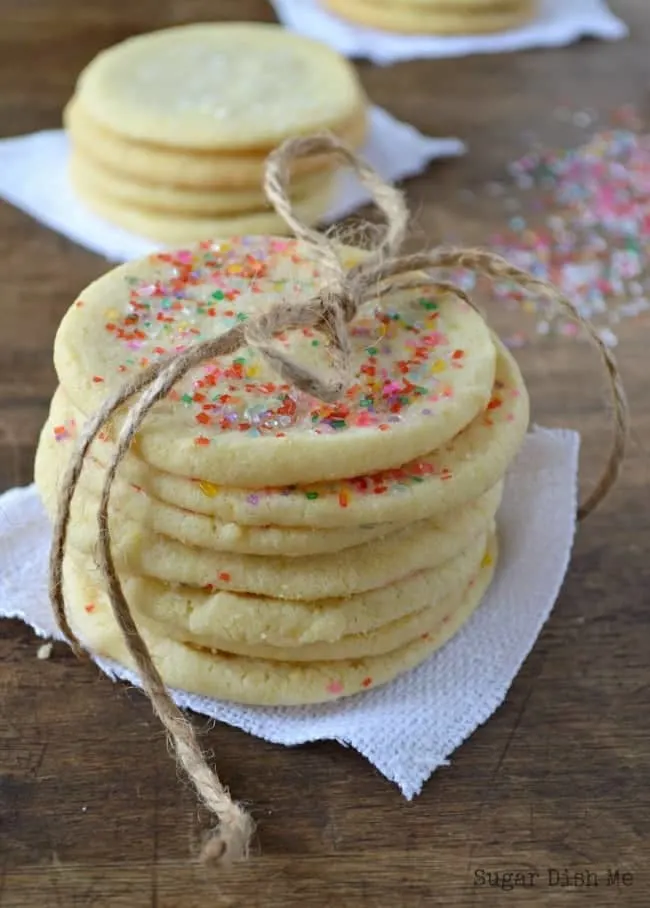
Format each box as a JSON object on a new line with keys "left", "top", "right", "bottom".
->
{"left": 49, "top": 134, "right": 629, "bottom": 865}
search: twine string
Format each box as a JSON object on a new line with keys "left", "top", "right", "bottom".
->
{"left": 49, "top": 133, "right": 629, "bottom": 866}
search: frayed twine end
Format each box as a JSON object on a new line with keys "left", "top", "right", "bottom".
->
{"left": 199, "top": 811, "right": 256, "bottom": 867}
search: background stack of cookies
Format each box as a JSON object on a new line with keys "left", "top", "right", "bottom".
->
{"left": 35, "top": 236, "right": 529, "bottom": 707}
{"left": 64, "top": 23, "right": 368, "bottom": 245}
{"left": 322, "top": 0, "right": 538, "bottom": 34}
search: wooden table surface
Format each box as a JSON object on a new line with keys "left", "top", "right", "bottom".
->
{"left": 1, "top": 1, "right": 649, "bottom": 905}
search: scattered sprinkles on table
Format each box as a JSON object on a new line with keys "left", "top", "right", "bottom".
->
{"left": 97, "top": 235, "right": 471, "bottom": 443}
{"left": 456, "top": 105, "right": 650, "bottom": 348}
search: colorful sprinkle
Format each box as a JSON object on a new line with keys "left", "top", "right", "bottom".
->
{"left": 198, "top": 480, "right": 218, "bottom": 498}
{"left": 93, "top": 238, "right": 469, "bottom": 442}
{"left": 457, "top": 106, "right": 650, "bottom": 348}
{"left": 53, "top": 421, "right": 75, "bottom": 442}
{"left": 326, "top": 680, "right": 344, "bottom": 695}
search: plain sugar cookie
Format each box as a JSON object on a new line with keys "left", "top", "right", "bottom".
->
{"left": 73, "top": 530, "right": 492, "bottom": 659}
{"left": 69, "top": 172, "right": 335, "bottom": 245}
{"left": 37, "top": 456, "right": 501, "bottom": 597}
{"left": 69, "top": 151, "right": 336, "bottom": 217}
{"left": 323, "top": 0, "right": 536, "bottom": 34}
{"left": 64, "top": 99, "right": 368, "bottom": 189}
{"left": 62, "top": 535, "right": 498, "bottom": 705}
{"left": 73, "top": 23, "right": 366, "bottom": 150}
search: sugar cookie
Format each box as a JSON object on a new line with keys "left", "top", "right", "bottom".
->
{"left": 62, "top": 535, "right": 497, "bottom": 705}
{"left": 74, "top": 23, "right": 366, "bottom": 150}
{"left": 53, "top": 236, "right": 497, "bottom": 487}
{"left": 48, "top": 336, "right": 525, "bottom": 529}
{"left": 64, "top": 99, "right": 367, "bottom": 190}
{"left": 37, "top": 420, "right": 412, "bottom": 555}
{"left": 75, "top": 530, "right": 491, "bottom": 659}
{"left": 70, "top": 151, "right": 335, "bottom": 217}
{"left": 37, "top": 457, "right": 501, "bottom": 597}
{"left": 323, "top": 0, "right": 536, "bottom": 34}
{"left": 70, "top": 172, "right": 335, "bottom": 244}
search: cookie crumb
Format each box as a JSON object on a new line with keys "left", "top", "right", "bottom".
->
{"left": 37, "top": 641, "right": 53, "bottom": 660}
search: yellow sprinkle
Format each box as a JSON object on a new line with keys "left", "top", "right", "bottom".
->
{"left": 481, "top": 552, "right": 493, "bottom": 568}
{"left": 199, "top": 480, "right": 219, "bottom": 498}
{"left": 226, "top": 264, "right": 242, "bottom": 274}
{"left": 105, "top": 308, "right": 119, "bottom": 319}
{"left": 246, "top": 364, "right": 260, "bottom": 378}
{"left": 430, "top": 359, "right": 446, "bottom": 374}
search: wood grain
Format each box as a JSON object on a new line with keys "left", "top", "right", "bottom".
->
{"left": 1, "top": 1, "right": 649, "bottom": 905}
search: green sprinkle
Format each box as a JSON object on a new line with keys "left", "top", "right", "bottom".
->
{"left": 419, "top": 298, "right": 438, "bottom": 311}
{"left": 181, "top": 393, "right": 193, "bottom": 404}
{"left": 330, "top": 419, "right": 347, "bottom": 430}
{"left": 305, "top": 491, "right": 319, "bottom": 500}
{"left": 234, "top": 357, "right": 246, "bottom": 365}
{"left": 212, "top": 290, "right": 225, "bottom": 300}
{"left": 311, "top": 339, "right": 320, "bottom": 347}
{"left": 236, "top": 312, "right": 248, "bottom": 322}
{"left": 366, "top": 346, "right": 378, "bottom": 356}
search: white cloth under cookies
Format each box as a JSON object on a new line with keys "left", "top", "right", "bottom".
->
{"left": 271, "top": 0, "right": 627, "bottom": 65}
{"left": 0, "top": 427, "right": 579, "bottom": 797}
{"left": 0, "top": 107, "right": 463, "bottom": 263}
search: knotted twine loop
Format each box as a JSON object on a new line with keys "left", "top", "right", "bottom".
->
{"left": 49, "top": 133, "right": 629, "bottom": 866}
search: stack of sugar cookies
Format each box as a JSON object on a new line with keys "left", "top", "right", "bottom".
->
{"left": 35, "top": 235, "right": 529, "bottom": 707}
{"left": 63, "top": 23, "right": 368, "bottom": 245}
{"left": 322, "top": 0, "right": 537, "bottom": 34}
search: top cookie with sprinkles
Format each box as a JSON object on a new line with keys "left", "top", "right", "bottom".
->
{"left": 72, "top": 22, "right": 366, "bottom": 150}
{"left": 53, "top": 236, "right": 497, "bottom": 487}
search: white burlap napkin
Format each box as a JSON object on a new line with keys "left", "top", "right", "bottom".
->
{"left": 0, "top": 107, "right": 463, "bottom": 264}
{"left": 271, "top": 0, "right": 627, "bottom": 65}
{"left": 0, "top": 426, "right": 578, "bottom": 798}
